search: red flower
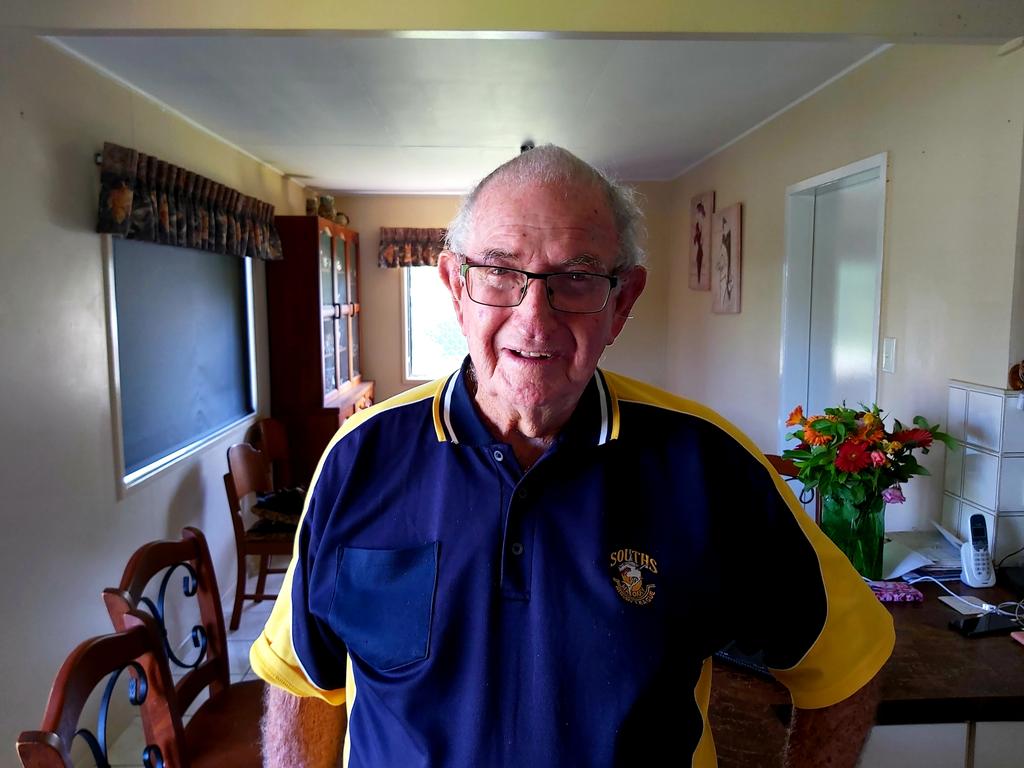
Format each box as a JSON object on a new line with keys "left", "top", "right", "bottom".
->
{"left": 892, "top": 428, "right": 933, "bottom": 449}
{"left": 835, "top": 440, "right": 873, "bottom": 473}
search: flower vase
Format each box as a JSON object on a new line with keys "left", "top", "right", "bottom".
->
{"left": 820, "top": 494, "right": 885, "bottom": 580}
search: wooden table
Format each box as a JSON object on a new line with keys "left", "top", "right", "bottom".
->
{"left": 709, "top": 581, "right": 1024, "bottom": 767}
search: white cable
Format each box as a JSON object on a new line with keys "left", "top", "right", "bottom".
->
{"left": 903, "top": 575, "right": 1024, "bottom": 622}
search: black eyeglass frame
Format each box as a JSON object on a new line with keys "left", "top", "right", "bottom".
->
{"left": 458, "top": 262, "right": 620, "bottom": 314}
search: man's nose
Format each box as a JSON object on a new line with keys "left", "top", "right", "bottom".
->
{"left": 517, "top": 276, "right": 555, "bottom": 315}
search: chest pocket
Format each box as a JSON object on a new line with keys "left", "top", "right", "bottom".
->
{"left": 329, "top": 542, "right": 439, "bottom": 671}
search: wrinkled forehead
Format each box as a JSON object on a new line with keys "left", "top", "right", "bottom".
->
{"left": 466, "top": 180, "right": 619, "bottom": 262}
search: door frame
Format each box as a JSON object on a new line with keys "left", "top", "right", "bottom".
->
{"left": 778, "top": 152, "right": 888, "bottom": 451}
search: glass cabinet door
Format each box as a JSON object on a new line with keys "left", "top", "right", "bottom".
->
{"left": 346, "top": 235, "right": 361, "bottom": 378}
{"left": 334, "top": 234, "right": 351, "bottom": 387}
{"left": 319, "top": 229, "right": 337, "bottom": 397}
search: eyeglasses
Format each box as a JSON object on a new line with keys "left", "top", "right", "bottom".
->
{"left": 459, "top": 263, "right": 618, "bottom": 314}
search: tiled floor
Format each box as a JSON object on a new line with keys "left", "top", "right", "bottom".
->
{"left": 105, "top": 573, "right": 281, "bottom": 766}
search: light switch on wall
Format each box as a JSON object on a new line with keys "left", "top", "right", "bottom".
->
{"left": 882, "top": 337, "right": 896, "bottom": 373}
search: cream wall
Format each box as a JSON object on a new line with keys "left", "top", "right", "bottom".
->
{"left": 666, "top": 44, "right": 1024, "bottom": 530}
{"left": 335, "top": 180, "right": 671, "bottom": 401}
{"left": 0, "top": 31, "right": 305, "bottom": 758}
{"left": 613, "top": 181, "right": 671, "bottom": 388}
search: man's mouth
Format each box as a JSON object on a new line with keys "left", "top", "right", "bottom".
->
{"left": 510, "top": 349, "right": 554, "bottom": 360}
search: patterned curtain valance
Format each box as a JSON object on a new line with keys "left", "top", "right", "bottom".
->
{"left": 96, "top": 142, "right": 283, "bottom": 260}
{"left": 378, "top": 227, "right": 447, "bottom": 268}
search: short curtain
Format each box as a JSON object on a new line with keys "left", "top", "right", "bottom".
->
{"left": 378, "top": 227, "right": 447, "bottom": 268}
{"left": 96, "top": 141, "right": 282, "bottom": 260}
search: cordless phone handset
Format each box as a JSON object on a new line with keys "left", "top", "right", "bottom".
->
{"left": 960, "top": 513, "right": 996, "bottom": 588}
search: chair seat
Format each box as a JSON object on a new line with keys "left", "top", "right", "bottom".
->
{"left": 185, "top": 678, "right": 265, "bottom": 767}
{"left": 252, "top": 486, "right": 305, "bottom": 525}
{"left": 246, "top": 518, "right": 297, "bottom": 542}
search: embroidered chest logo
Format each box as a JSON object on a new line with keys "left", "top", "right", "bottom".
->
{"left": 609, "top": 548, "right": 657, "bottom": 606}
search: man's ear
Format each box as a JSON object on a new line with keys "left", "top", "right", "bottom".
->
{"left": 438, "top": 250, "right": 466, "bottom": 327}
{"left": 608, "top": 266, "right": 647, "bottom": 343}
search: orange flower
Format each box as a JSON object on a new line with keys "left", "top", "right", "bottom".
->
{"left": 803, "top": 417, "right": 833, "bottom": 446}
{"left": 786, "top": 405, "right": 805, "bottom": 427}
{"left": 857, "top": 425, "right": 885, "bottom": 443}
{"left": 856, "top": 412, "right": 884, "bottom": 443}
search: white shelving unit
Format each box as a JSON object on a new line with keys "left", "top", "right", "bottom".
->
{"left": 943, "top": 380, "right": 1024, "bottom": 565}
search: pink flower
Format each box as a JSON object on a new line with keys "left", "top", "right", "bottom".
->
{"left": 882, "top": 485, "right": 906, "bottom": 504}
{"left": 870, "top": 450, "right": 886, "bottom": 467}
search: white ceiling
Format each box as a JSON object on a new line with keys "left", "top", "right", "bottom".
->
{"left": 54, "top": 35, "right": 882, "bottom": 194}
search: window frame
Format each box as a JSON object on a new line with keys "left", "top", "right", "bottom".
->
{"left": 103, "top": 236, "right": 258, "bottom": 495}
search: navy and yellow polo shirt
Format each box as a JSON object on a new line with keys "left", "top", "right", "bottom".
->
{"left": 251, "top": 362, "right": 894, "bottom": 768}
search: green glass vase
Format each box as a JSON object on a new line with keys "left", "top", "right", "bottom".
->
{"left": 820, "top": 494, "right": 885, "bottom": 580}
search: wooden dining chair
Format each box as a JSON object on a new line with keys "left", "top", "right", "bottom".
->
{"left": 252, "top": 416, "right": 293, "bottom": 488}
{"left": 104, "top": 527, "right": 264, "bottom": 766}
{"left": 765, "top": 453, "right": 822, "bottom": 526}
{"left": 225, "top": 442, "right": 296, "bottom": 630}
{"left": 17, "top": 610, "right": 187, "bottom": 768}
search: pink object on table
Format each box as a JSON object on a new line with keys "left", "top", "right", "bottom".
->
{"left": 1011, "top": 631, "right": 1024, "bottom": 648}
{"left": 870, "top": 580, "right": 924, "bottom": 602}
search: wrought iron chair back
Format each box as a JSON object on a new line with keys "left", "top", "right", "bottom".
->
{"left": 103, "top": 527, "right": 231, "bottom": 717}
{"left": 17, "top": 610, "right": 187, "bottom": 768}
{"left": 103, "top": 527, "right": 265, "bottom": 766}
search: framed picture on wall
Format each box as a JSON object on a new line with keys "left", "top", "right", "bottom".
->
{"left": 689, "top": 191, "right": 714, "bottom": 290}
{"left": 711, "top": 203, "right": 742, "bottom": 314}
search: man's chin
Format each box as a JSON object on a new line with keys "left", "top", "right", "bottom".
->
{"left": 498, "top": 376, "right": 587, "bottom": 413}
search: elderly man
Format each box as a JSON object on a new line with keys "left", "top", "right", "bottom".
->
{"left": 251, "top": 146, "right": 893, "bottom": 767}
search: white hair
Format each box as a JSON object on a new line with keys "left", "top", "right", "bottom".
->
{"left": 444, "top": 145, "right": 647, "bottom": 270}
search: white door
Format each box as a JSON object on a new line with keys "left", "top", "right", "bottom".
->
{"left": 779, "top": 154, "right": 887, "bottom": 451}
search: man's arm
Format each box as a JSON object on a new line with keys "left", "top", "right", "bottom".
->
{"left": 262, "top": 684, "right": 347, "bottom": 768}
{"left": 783, "top": 674, "right": 881, "bottom": 768}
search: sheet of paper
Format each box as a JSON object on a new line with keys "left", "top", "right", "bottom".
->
{"left": 883, "top": 538, "right": 935, "bottom": 580}
{"left": 886, "top": 530, "right": 961, "bottom": 568}
{"left": 931, "top": 520, "right": 965, "bottom": 549}
{"left": 938, "top": 594, "right": 987, "bottom": 615}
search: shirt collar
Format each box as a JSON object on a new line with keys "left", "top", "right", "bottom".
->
{"left": 432, "top": 357, "right": 619, "bottom": 447}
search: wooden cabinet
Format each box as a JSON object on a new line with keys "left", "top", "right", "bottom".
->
{"left": 268, "top": 216, "right": 374, "bottom": 484}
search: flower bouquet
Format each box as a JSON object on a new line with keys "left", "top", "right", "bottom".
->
{"left": 782, "top": 403, "right": 954, "bottom": 579}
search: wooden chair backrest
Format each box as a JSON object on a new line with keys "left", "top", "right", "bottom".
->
{"left": 254, "top": 417, "right": 293, "bottom": 488}
{"left": 227, "top": 442, "right": 273, "bottom": 501}
{"left": 765, "top": 454, "right": 801, "bottom": 478}
{"left": 222, "top": 471, "right": 252, "bottom": 549}
{"left": 104, "top": 527, "right": 230, "bottom": 717}
{"left": 764, "top": 453, "right": 822, "bottom": 526}
{"left": 17, "top": 611, "right": 187, "bottom": 768}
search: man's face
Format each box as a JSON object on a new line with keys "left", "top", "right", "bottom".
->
{"left": 440, "top": 179, "right": 645, "bottom": 427}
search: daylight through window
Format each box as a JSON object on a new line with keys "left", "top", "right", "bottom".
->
{"left": 404, "top": 266, "right": 467, "bottom": 380}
